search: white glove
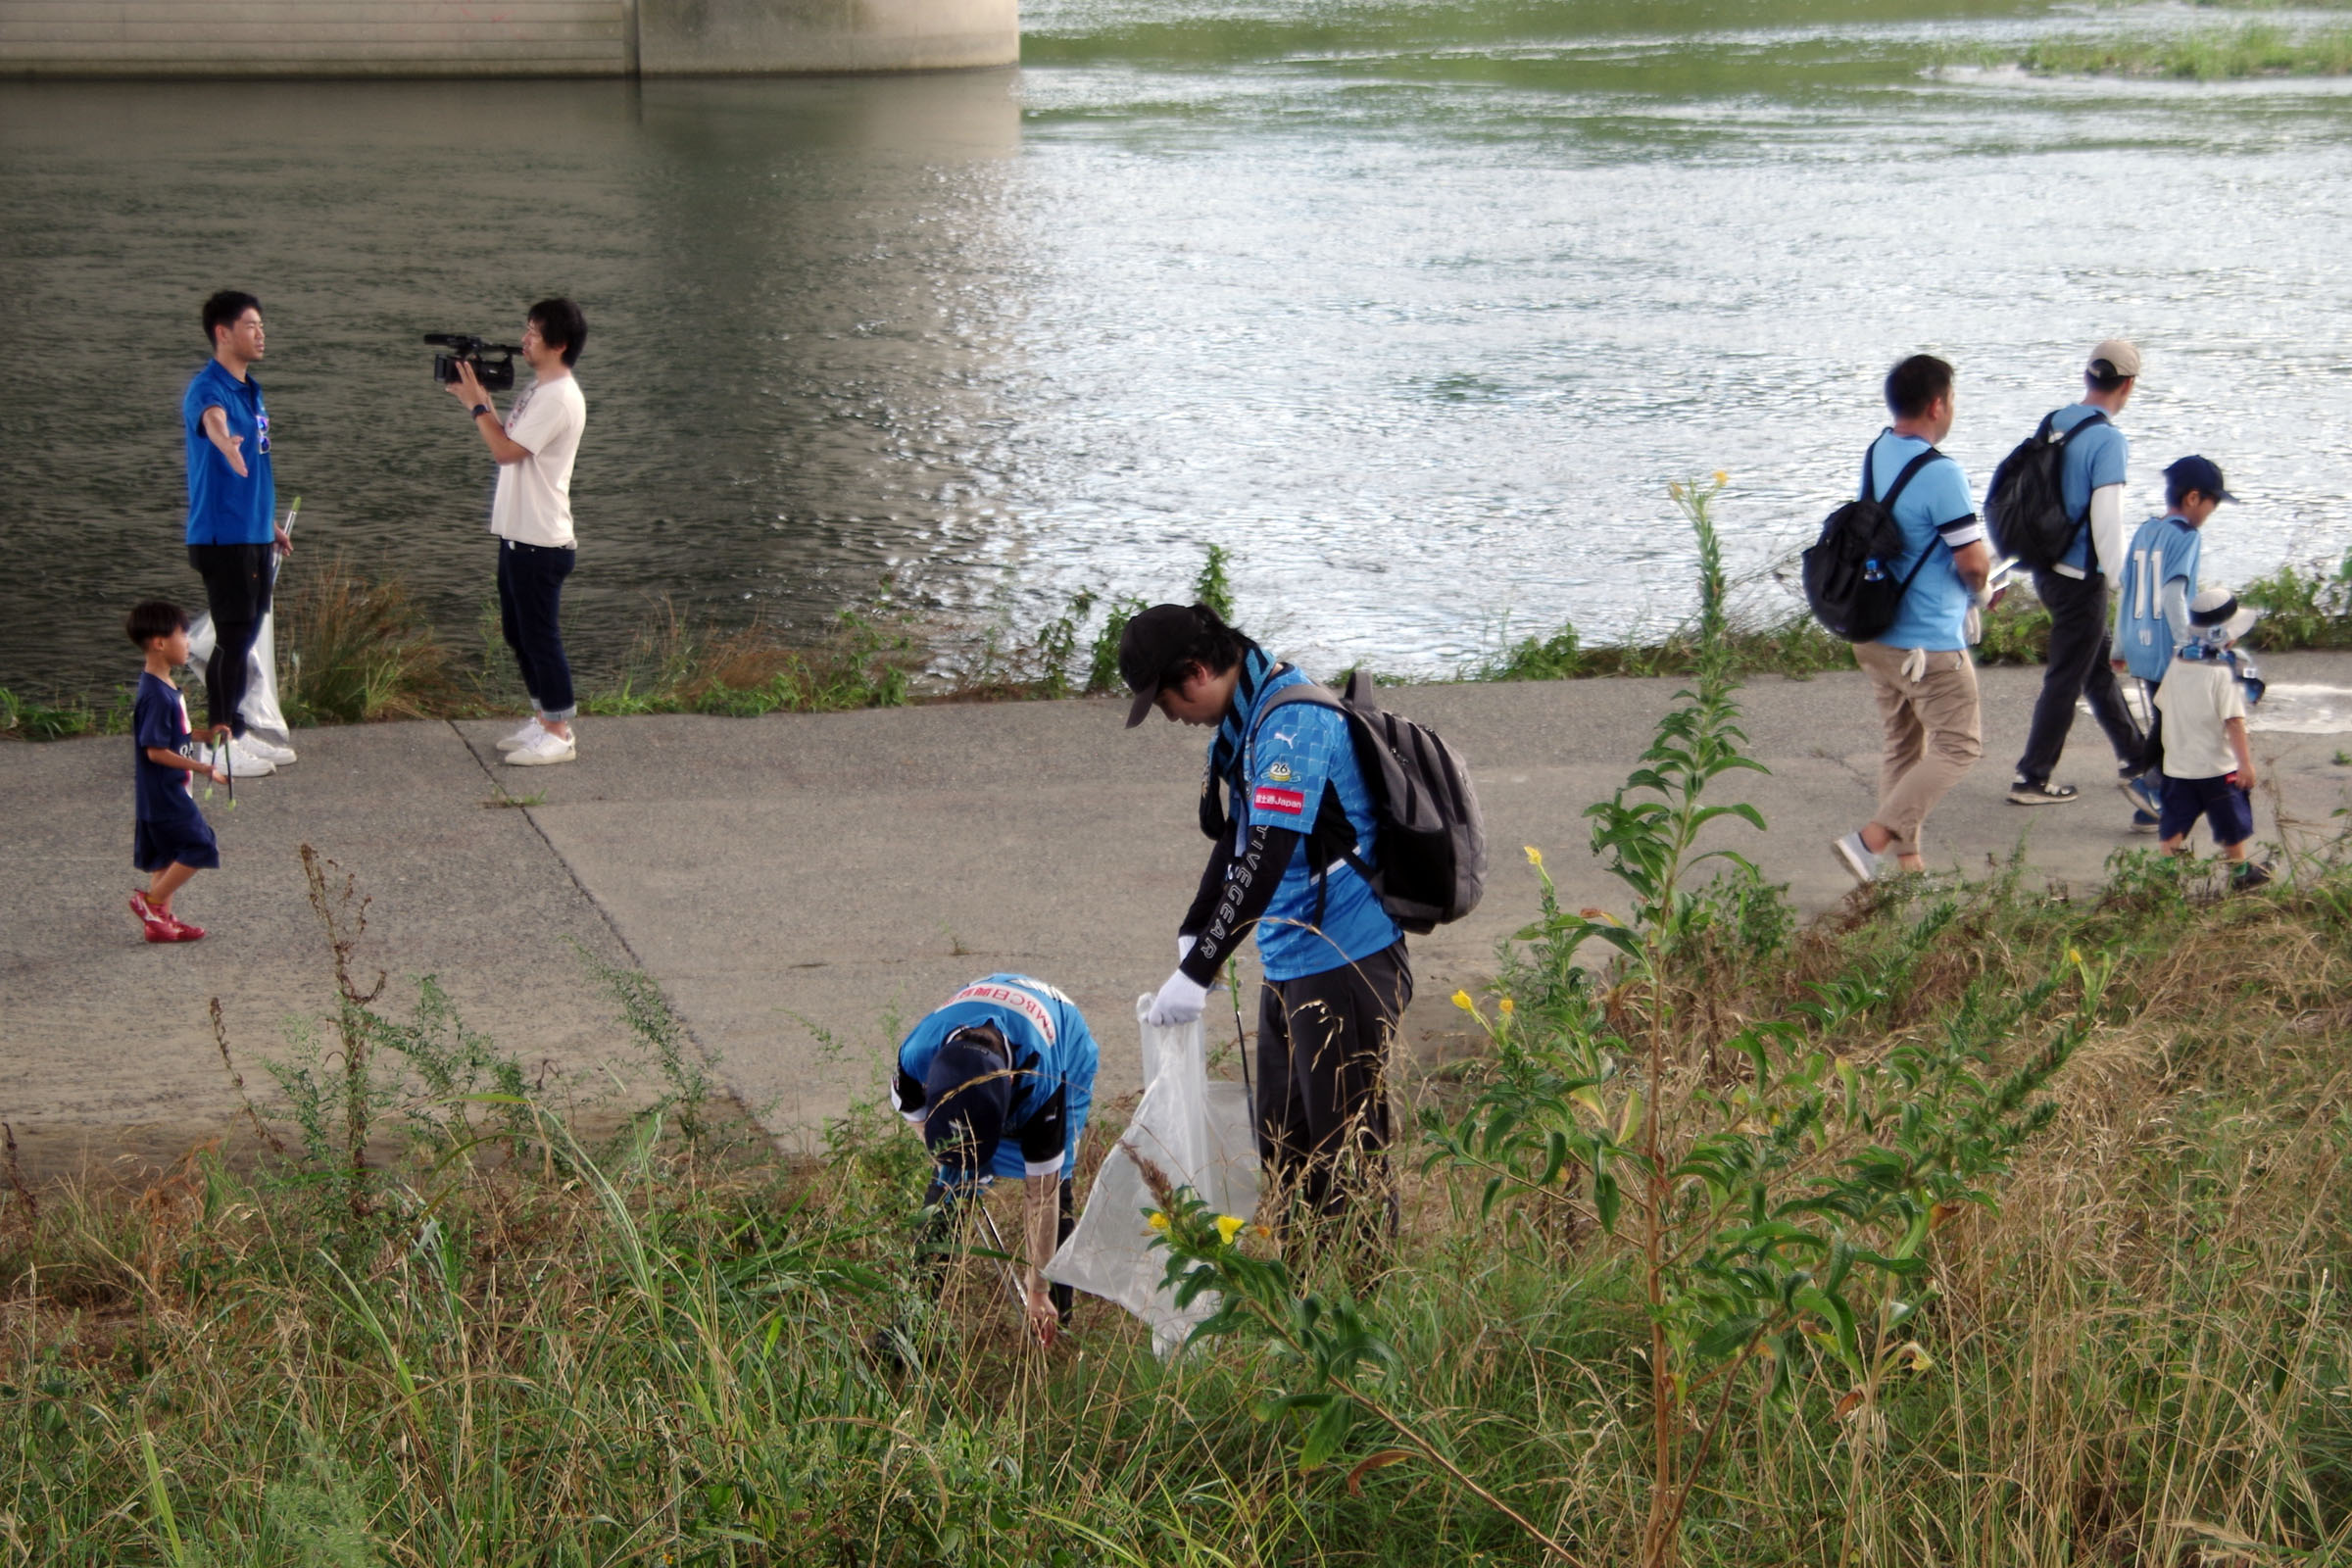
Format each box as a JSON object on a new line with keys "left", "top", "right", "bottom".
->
{"left": 1178, "top": 933, "right": 1198, "bottom": 965}
{"left": 1146, "top": 969, "right": 1209, "bottom": 1027}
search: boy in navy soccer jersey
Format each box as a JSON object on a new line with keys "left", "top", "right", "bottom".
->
{"left": 124, "top": 601, "right": 229, "bottom": 942}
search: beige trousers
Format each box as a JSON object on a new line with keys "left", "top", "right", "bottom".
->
{"left": 1851, "top": 642, "right": 1984, "bottom": 859}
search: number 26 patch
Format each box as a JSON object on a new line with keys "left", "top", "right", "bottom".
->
{"left": 1252, "top": 785, "right": 1305, "bottom": 815}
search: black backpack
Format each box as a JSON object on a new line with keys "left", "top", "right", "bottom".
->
{"left": 1985, "top": 410, "right": 2108, "bottom": 569}
{"left": 1802, "top": 437, "right": 1944, "bottom": 643}
{"left": 1250, "top": 671, "right": 1487, "bottom": 934}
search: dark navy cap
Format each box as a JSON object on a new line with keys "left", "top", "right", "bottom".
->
{"left": 1118, "top": 604, "right": 1205, "bottom": 728}
{"left": 2165, "top": 455, "right": 2237, "bottom": 505}
{"left": 921, "top": 1023, "right": 1012, "bottom": 1175}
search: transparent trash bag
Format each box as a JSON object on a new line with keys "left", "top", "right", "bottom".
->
{"left": 186, "top": 558, "right": 291, "bottom": 749}
{"left": 1045, "top": 997, "right": 1260, "bottom": 1358}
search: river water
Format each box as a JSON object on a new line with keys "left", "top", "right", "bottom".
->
{"left": 4, "top": 0, "right": 2350, "bottom": 695}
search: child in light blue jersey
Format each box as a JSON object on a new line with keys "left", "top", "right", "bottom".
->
{"left": 2112, "top": 456, "right": 2235, "bottom": 829}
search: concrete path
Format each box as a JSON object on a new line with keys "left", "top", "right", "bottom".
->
{"left": 9, "top": 656, "right": 2352, "bottom": 1178}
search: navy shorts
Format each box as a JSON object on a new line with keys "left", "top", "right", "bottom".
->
{"left": 2158, "top": 773, "right": 2253, "bottom": 848}
{"left": 135, "top": 809, "right": 220, "bottom": 873}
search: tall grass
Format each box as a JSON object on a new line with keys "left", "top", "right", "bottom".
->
{"left": 275, "top": 552, "right": 463, "bottom": 726}
{"left": 5, "top": 844, "right": 2350, "bottom": 1562}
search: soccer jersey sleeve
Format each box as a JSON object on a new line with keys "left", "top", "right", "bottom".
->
{"left": 2082, "top": 424, "right": 2130, "bottom": 493}
{"left": 1246, "top": 703, "right": 1342, "bottom": 828}
{"left": 890, "top": 1023, "right": 943, "bottom": 1126}
{"left": 1920, "top": 459, "right": 1983, "bottom": 547}
{"left": 1018, "top": 1082, "right": 1068, "bottom": 1177}
{"left": 133, "top": 686, "right": 181, "bottom": 754}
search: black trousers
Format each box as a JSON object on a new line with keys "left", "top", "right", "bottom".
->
{"left": 1254, "top": 941, "right": 1412, "bottom": 1238}
{"left": 915, "top": 1175, "right": 1075, "bottom": 1320}
{"left": 187, "top": 543, "right": 273, "bottom": 738}
{"left": 496, "top": 539, "right": 576, "bottom": 719}
{"left": 2016, "top": 568, "right": 2143, "bottom": 785}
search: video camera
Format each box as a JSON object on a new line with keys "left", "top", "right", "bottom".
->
{"left": 423, "top": 333, "right": 520, "bottom": 393}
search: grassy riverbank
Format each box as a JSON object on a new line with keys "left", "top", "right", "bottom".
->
{"left": 1990, "top": 22, "right": 2352, "bottom": 79}
{"left": 12, "top": 541, "right": 2352, "bottom": 742}
{"left": 7, "top": 502, "right": 2349, "bottom": 1565}
{"left": 8, "top": 745, "right": 2349, "bottom": 1566}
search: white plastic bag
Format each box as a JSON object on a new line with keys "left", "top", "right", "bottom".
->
{"left": 1045, "top": 997, "right": 1260, "bottom": 1357}
{"left": 187, "top": 556, "right": 291, "bottom": 749}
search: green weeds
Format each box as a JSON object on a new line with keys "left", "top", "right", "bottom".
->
{"left": 2013, "top": 23, "right": 2352, "bottom": 79}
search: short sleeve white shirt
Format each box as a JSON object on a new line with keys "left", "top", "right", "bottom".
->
{"left": 2154, "top": 659, "right": 2246, "bottom": 780}
{"left": 489, "top": 373, "right": 586, "bottom": 548}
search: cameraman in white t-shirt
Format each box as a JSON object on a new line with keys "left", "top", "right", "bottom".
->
{"left": 446, "top": 298, "right": 590, "bottom": 766}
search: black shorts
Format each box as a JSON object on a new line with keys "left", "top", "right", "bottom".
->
{"left": 2159, "top": 773, "right": 2253, "bottom": 848}
{"left": 187, "top": 543, "right": 275, "bottom": 623}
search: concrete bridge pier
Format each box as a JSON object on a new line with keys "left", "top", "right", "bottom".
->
{"left": 0, "top": 0, "right": 1020, "bottom": 76}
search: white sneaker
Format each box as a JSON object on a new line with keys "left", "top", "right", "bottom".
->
{"left": 494, "top": 717, "right": 547, "bottom": 754}
{"left": 1831, "top": 830, "right": 1877, "bottom": 886}
{"left": 504, "top": 727, "right": 575, "bottom": 766}
{"left": 241, "top": 735, "right": 298, "bottom": 765}
{"left": 220, "top": 736, "right": 277, "bottom": 778}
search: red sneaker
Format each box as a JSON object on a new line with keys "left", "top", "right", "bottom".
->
{"left": 129, "top": 891, "right": 172, "bottom": 935}
{"left": 163, "top": 915, "right": 207, "bottom": 942}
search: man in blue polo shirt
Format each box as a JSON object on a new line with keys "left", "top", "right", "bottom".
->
{"left": 890, "top": 973, "right": 1101, "bottom": 1347}
{"left": 2010, "top": 340, "right": 2144, "bottom": 808}
{"left": 1121, "top": 603, "right": 1409, "bottom": 1249}
{"left": 1830, "top": 354, "right": 1992, "bottom": 885}
{"left": 2113, "top": 455, "right": 2236, "bottom": 825}
{"left": 182, "top": 290, "right": 294, "bottom": 779}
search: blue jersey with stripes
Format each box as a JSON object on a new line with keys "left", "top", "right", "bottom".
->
{"left": 1228, "top": 665, "right": 1402, "bottom": 981}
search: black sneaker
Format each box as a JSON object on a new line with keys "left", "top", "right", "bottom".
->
{"left": 2130, "top": 809, "right": 2161, "bottom": 835}
{"left": 2008, "top": 778, "right": 2080, "bottom": 806}
{"left": 2230, "top": 860, "right": 2274, "bottom": 893}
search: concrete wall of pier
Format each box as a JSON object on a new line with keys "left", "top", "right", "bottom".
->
{"left": 0, "top": 0, "right": 1018, "bottom": 75}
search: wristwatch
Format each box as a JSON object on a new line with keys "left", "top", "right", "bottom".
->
{"left": 470, "top": 404, "right": 491, "bottom": 418}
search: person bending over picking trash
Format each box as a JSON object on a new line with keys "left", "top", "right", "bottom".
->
{"left": 1121, "top": 603, "right": 1411, "bottom": 1252}
{"left": 887, "top": 974, "right": 1100, "bottom": 1350}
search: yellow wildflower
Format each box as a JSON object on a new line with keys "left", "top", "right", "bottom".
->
{"left": 1497, "top": 998, "right": 1515, "bottom": 1016}
{"left": 1451, "top": 989, "right": 1475, "bottom": 1012}
{"left": 1712, "top": 469, "right": 1729, "bottom": 486}
{"left": 2068, "top": 948, "right": 2082, "bottom": 965}
{"left": 1215, "top": 1214, "right": 1246, "bottom": 1247}
{"left": 1147, "top": 1211, "right": 1170, "bottom": 1233}
{"left": 1524, "top": 845, "right": 1544, "bottom": 867}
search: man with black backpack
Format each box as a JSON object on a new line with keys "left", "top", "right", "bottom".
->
{"left": 1829, "top": 354, "right": 1993, "bottom": 885}
{"left": 1991, "top": 340, "right": 2146, "bottom": 809}
{"left": 1120, "top": 603, "right": 1416, "bottom": 1252}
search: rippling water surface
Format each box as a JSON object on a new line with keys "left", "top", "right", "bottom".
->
{"left": 4, "top": 0, "right": 2350, "bottom": 693}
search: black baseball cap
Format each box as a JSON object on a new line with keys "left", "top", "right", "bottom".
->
{"left": 2164, "top": 455, "right": 2237, "bottom": 505}
{"left": 921, "top": 1024, "right": 1013, "bottom": 1176}
{"left": 1118, "top": 603, "right": 1205, "bottom": 728}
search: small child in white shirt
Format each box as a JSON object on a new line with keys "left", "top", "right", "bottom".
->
{"left": 2152, "top": 587, "right": 2270, "bottom": 891}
